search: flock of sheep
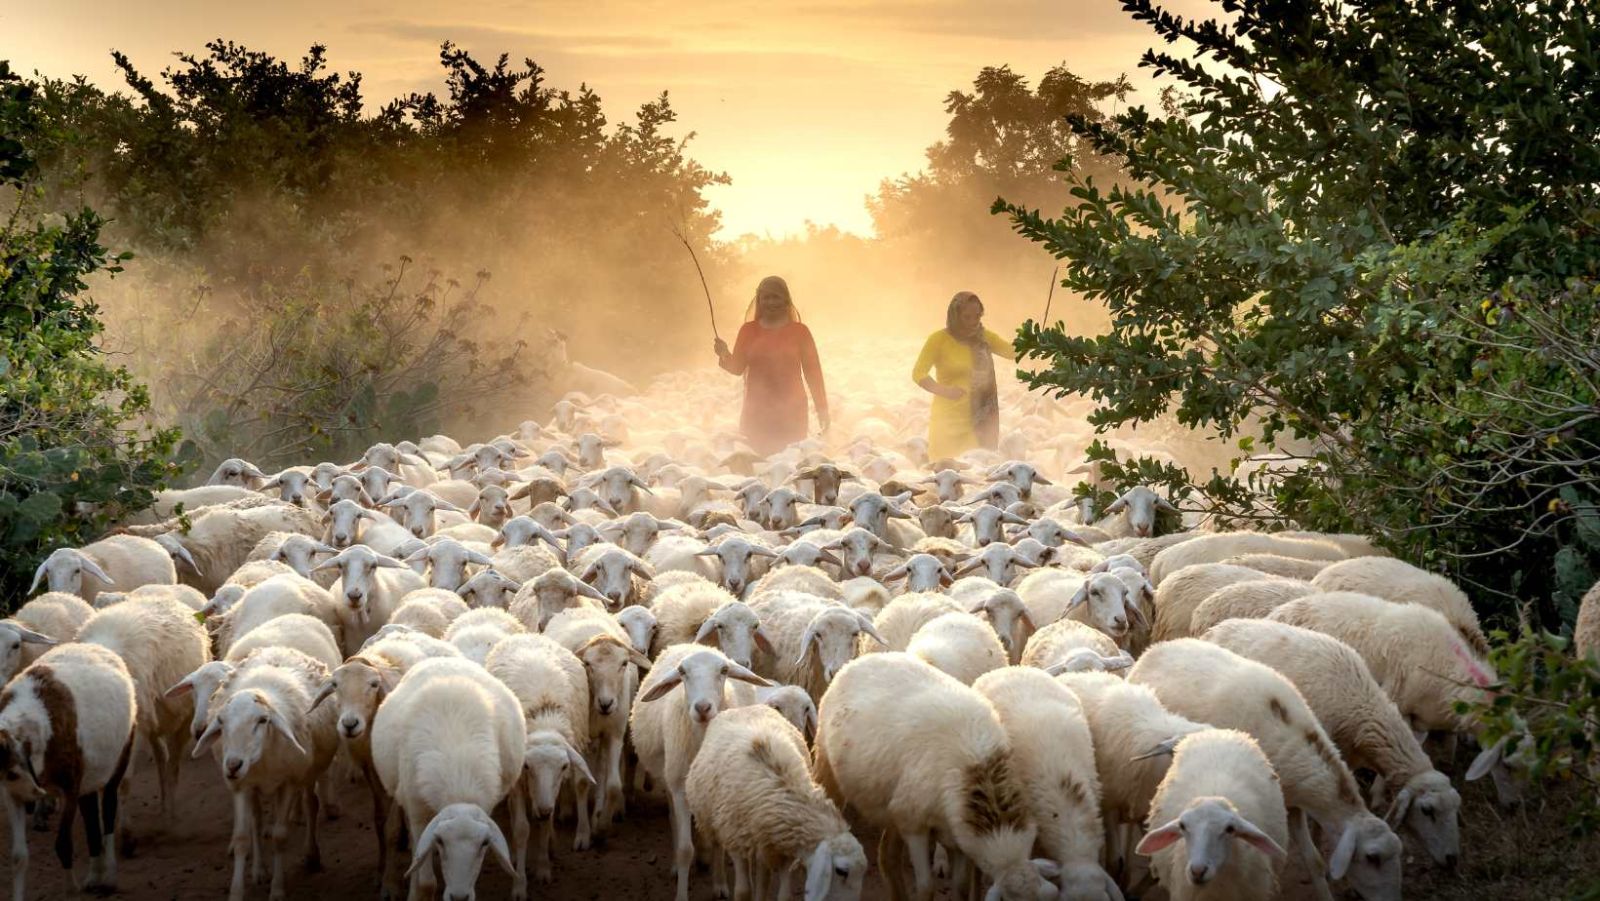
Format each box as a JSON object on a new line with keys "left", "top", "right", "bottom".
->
{"left": 3, "top": 344, "right": 1597, "bottom": 901}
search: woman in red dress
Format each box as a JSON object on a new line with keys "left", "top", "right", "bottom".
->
{"left": 714, "top": 275, "right": 829, "bottom": 454}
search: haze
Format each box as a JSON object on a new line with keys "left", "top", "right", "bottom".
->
{"left": 7, "top": 0, "right": 1214, "bottom": 238}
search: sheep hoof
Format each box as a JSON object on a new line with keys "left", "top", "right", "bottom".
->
{"left": 573, "top": 834, "right": 592, "bottom": 852}
{"left": 534, "top": 868, "right": 554, "bottom": 885}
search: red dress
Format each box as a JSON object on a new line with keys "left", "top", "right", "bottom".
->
{"left": 719, "top": 321, "right": 828, "bottom": 454}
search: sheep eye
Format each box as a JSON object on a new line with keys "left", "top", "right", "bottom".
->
{"left": 834, "top": 865, "right": 850, "bottom": 877}
{"left": 721, "top": 666, "right": 729, "bottom": 675}
{"left": 257, "top": 715, "right": 268, "bottom": 725}
{"left": 1366, "top": 853, "right": 1381, "bottom": 866}
{"left": 1420, "top": 804, "right": 1435, "bottom": 817}
{"left": 1178, "top": 823, "right": 1187, "bottom": 832}
{"left": 1225, "top": 825, "right": 1235, "bottom": 834}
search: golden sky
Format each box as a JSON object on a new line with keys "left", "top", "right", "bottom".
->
{"left": 5, "top": 0, "right": 1216, "bottom": 238}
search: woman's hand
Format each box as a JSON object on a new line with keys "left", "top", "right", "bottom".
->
{"left": 713, "top": 337, "right": 730, "bottom": 358}
{"left": 936, "top": 384, "right": 967, "bottom": 400}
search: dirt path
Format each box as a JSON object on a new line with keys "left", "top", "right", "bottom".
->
{"left": 4, "top": 751, "right": 1592, "bottom": 899}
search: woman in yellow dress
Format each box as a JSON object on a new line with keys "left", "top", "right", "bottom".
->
{"left": 912, "top": 291, "right": 1016, "bottom": 462}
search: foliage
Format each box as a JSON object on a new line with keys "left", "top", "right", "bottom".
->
{"left": 139, "top": 257, "right": 535, "bottom": 473}
{"left": 1466, "top": 629, "right": 1600, "bottom": 831}
{"left": 28, "top": 40, "right": 729, "bottom": 387}
{"left": 998, "top": 0, "right": 1600, "bottom": 626}
{"left": 0, "top": 61, "right": 178, "bottom": 609}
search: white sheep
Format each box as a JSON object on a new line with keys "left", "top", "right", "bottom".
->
{"left": 1220, "top": 553, "right": 1332, "bottom": 580}
{"left": 370, "top": 657, "right": 522, "bottom": 901}
{"left": 974, "top": 667, "right": 1119, "bottom": 901}
{"left": 1202, "top": 618, "right": 1461, "bottom": 867}
{"left": 1148, "top": 532, "right": 1346, "bottom": 586}
{"left": 1016, "top": 569, "right": 1140, "bottom": 645}
{"left": 484, "top": 633, "right": 595, "bottom": 888}
{"left": 543, "top": 607, "right": 653, "bottom": 832}
{"left": 1020, "top": 618, "right": 1123, "bottom": 671}
{"left": 1093, "top": 486, "right": 1179, "bottom": 539}
{"left": 1128, "top": 639, "right": 1403, "bottom": 901}
{"left": 906, "top": 610, "right": 1008, "bottom": 685}
{"left": 315, "top": 545, "right": 427, "bottom": 653}
{"left": 1149, "top": 563, "right": 1285, "bottom": 642}
{"left": 508, "top": 568, "right": 609, "bottom": 631}
{"left": 813, "top": 653, "right": 1052, "bottom": 901}
{"left": 29, "top": 534, "right": 177, "bottom": 604}
{"left": 78, "top": 595, "right": 211, "bottom": 826}
{"left": 747, "top": 589, "right": 884, "bottom": 700}
{"left": 870, "top": 592, "right": 963, "bottom": 652}
{"left": 403, "top": 537, "right": 493, "bottom": 592}
{"left": 750, "top": 563, "right": 845, "bottom": 600}
{"left": 0, "top": 643, "right": 137, "bottom": 899}
{"left": 210, "top": 572, "right": 342, "bottom": 658}
{"left": 629, "top": 643, "right": 772, "bottom": 901}
{"left": 443, "top": 607, "right": 526, "bottom": 664}
{"left": 1187, "top": 579, "right": 1318, "bottom": 636}
{"left": 1578, "top": 577, "right": 1600, "bottom": 663}
{"left": 574, "top": 544, "right": 655, "bottom": 608}
{"left": 686, "top": 704, "right": 866, "bottom": 901}
{"left": 0, "top": 592, "right": 94, "bottom": 683}
{"left": 191, "top": 646, "right": 339, "bottom": 901}
{"left": 128, "top": 502, "right": 323, "bottom": 594}
{"left": 223, "top": 613, "right": 342, "bottom": 671}
{"left": 1267, "top": 592, "right": 1496, "bottom": 738}
{"left": 1134, "top": 729, "right": 1288, "bottom": 901}
{"left": 1310, "top": 556, "right": 1489, "bottom": 655}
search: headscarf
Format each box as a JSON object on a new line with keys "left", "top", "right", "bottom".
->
{"left": 945, "top": 291, "right": 999, "bottom": 450}
{"left": 743, "top": 275, "right": 801, "bottom": 324}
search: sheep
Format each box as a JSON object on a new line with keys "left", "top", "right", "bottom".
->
{"left": 794, "top": 463, "right": 856, "bottom": 506}
{"left": 1579, "top": 577, "right": 1600, "bottom": 663}
{"left": 601, "top": 511, "right": 681, "bottom": 557}
{"left": 1149, "top": 532, "right": 1346, "bottom": 586}
{"left": 250, "top": 532, "right": 339, "bottom": 586}
{"left": 1091, "top": 533, "right": 1196, "bottom": 572}
{"left": 768, "top": 540, "right": 843, "bottom": 571}
{"left": 1202, "top": 618, "right": 1462, "bottom": 867}
{"left": 1021, "top": 618, "right": 1124, "bottom": 671}
{"left": 747, "top": 589, "right": 884, "bottom": 699}
{"left": 583, "top": 465, "right": 654, "bottom": 515}
{"left": 574, "top": 544, "right": 655, "bottom": 608}
{"left": 1279, "top": 531, "right": 1390, "bottom": 559}
{"left": 905, "top": 611, "right": 1008, "bottom": 685}
{"left": 651, "top": 581, "right": 771, "bottom": 667}
{"left": 1309, "top": 556, "right": 1489, "bottom": 655}
{"left": 686, "top": 704, "right": 867, "bottom": 901}
{"left": 953, "top": 541, "right": 1038, "bottom": 585}
{"left": 616, "top": 605, "right": 658, "bottom": 656}
{"left": 208, "top": 457, "right": 269, "bottom": 488}
{"left": 915, "top": 503, "right": 962, "bottom": 540}
{"left": 694, "top": 535, "right": 780, "bottom": 598}
{"left": 29, "top": 534, "right": 177, "bottom": 605}
{"left": 813, "top": 526, "right": 902, "bottom": 580}
{"left": 191, "top": 647, "right": 339, "bottom": 901}
{"left": 509, "top": 568, "right": 610, "bottom": 631}
{"left": 402, "top": 537, "right": 493, "bottom": 592}
{"left": 125, "top": 502, "right": 324, "bottom": 594}
{"left": 78, "top": 595, "right": 211, "bottom": 827}
{"left": 444, "top": 607, "right": 526, "bottom": 664}
{"left": 962, "top": 587, "right": 1036, "bottom": 664}
{"left": 1188, "top": 579, "right": 1318, "bottom": 636}
{"left": 629, "top": 644, "right": 772, "bottom": 901}
{"left": 974, "top": 667, "right": 1119, "bottom": 901}
{"left": 223, "top": 613, "right": 342, "bottom": 670}
{"left": 1134, "top": 729, "right": 1288, "bottom": 901}
{"left": 1128, "top": 639, "right": 1403, "bottom": 901}
{"left": 882, "top": 553, "right": 955, "bottom": 593}
{"left": 1221, "top": 553, "right": 1332, "bottom": 580}
{"left": 493, "top": 515, "right": 565, "bottom": 553}
{"left": 1267, "top": 592, "right": 1496, "bottom": 738}
{"left": 0, "top": 643, "right": 137, "bottom": 899}
{"left": 0, "top": 592, "right": 95, "bottom": 683}
{"left": 543, "top": 607, "right": 654, "bottom": 831}
{"left": 211, "top": 572, "right": 341, "bottom": 658}
{"left": 750, "top": 563, "right": 845, "bottom": 600}
{"left": 1016, "top": 569, "right": 1140, "bottom": 645}
{"left": 314, "top": 545, "right": 427, "bottom": 653}
{"left": 127, "top": 483, "right": 258, "bottom": 523}
{"left": 812, "top": 653, "right": 1052, "bottom": 901}
{"left": 370, "top": 657, "right": 522, "bottom": 901}
{"left": 840, "top": 576, "right": 892, "bottom": 618}
{"left": 918, "top": 468, "right": 974, "bottom": 503}
{"left": 389, "top": 590, "right": 470, "bottom": 637}
{"left": 960, "top": 504, "right": 1031, "bottom": 547}
{"left": 870, "top": 592, "right": 963, "bottom": 652}
{"left": 454, "top": 568, "right": 522, "bottom": 609}
{"left": 1149, "top": 563, "right": 1285, "bottom": 642}
{"left": 1093, "top": 486, "right": 1179, "bottom": 539}
{"left": 484, "top": 634, "right": 595, "bottom": 886}
{"left": 987, "top": 461, "right": 1054, "bottom": 500}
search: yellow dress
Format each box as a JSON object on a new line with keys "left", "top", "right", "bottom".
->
{"left": 912, "top": 328, "right": 1014, "bottom": 461}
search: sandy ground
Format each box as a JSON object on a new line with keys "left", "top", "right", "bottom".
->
{"left": 4, "top": 747, "right": 1594, "bottom": 900}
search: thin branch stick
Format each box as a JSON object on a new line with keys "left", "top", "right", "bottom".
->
{"left": 669, "top": 222, "right": 719, "bottom": 341}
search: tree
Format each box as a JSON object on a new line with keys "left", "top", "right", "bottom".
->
{"left": 0, "top": 61, "right": 178, "bottom": 609}
{"left": 998, "top": 0, "right": 1600, "bottom": 626}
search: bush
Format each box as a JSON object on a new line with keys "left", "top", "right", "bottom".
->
{"left": 0, "top": 61, "right": 178, "bottom": 610}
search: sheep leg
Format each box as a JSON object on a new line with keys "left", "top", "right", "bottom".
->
{"left": 751, "top": 859, "right": 772, "bottom": 901}
{"left": 78, "top": 792, "right": 109, "bottom": 894}
{"left": 605, "top": 732, "right": 627, "bottom": 826}
{"left": 380, "top": 802, "right": 406, "bottom": 901}
{"left": 409, "top": 811, "right": 439, "bottom": 901}
{"left": 302, "top": 785, "right": 323, "bottom": 872}
{"left": 7, "top": 794, "right": 28, "bottom": 901}
{"left": 572, "top": 771, "right": 593, "bottom": 851}
{"left": 268, "top": 787, "right": 292, "bottom": 901}
{"left": 250, "top": 790, "right": 267, "bottom": 885}
{"left": 96, "top": 735, "right": 131, "bottom": 891}
{"left": 147, "top": 728, "right": 173, "bottom": 826}
{"left": 52, "top": 789, "right": 78, "bottom": 879}
{"left": 669, "top": 787, "right": 694, "bottom": 901}
{"left": 227, "top": 790, "right": 253, "bottom": 901}
{"left": 507, "top": 785, "right": 531, "bottom": 899}
{"left": 710, "top": 844, "right": 729, "bottom": 900}
{"left": 877, "top": 826, "right": 907, "bottom": 901}
{"left": 774, "top": 863, "right": 793, "bottom": 901}
{"left": 903, "top": 831, "right": 935, "bottom": 901}
{"left": 364, "top": 763, "right": 389, "bottom": 878}
{"left": 731, "top": 855, "right": 751, "bottom": 901}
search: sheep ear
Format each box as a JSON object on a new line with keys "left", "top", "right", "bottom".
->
{"left": 310, "top": 680, "right": 336, "bottom": 710}
{"left": 13, "top": 626, "right": 57, "bottom": 647}
{"left": 1135, "top": 818, "right": 1184, "bottom": 856}
{"left": 566, "top": 742, "right": 597, "bottom": 786}
{"left": 1230, "top": 813, "right": 1287, "bottom": 858}
{"left": 1130, "top": 735, "right": 1183, "bottom": 761}
{"left": 795, "top": 625, "right": 820, "bottom": 667}
{"left": 754, "top": 626, "right": 776, "bottom": 655}
{"left": 1033, "top": 474, "right": 1053, "bottom": 486}
{"left": 260, "top": 475, "right": 284, "bottom": 491}
{"left": 1065, "top": 584, "right": 1089, "bottom": 612}
{"left": 727, "top": 661, "right": 772, "bottom": 687}
{"left": 640, "top": 668, "right": 685, "bottom": 703}
{"left": 28, "top": 558, "right": 51, "bottom": 594}
{"left": 694, "top": 618, "right": 720, "bottom": 645}
{"left": 407, "top": 816, "right": 443, "bottom": 877}
{"left": 1466, "top": 736, "right": 1507, "bottom": 781}
{"left": 854, "top": 613, "right": 886, "bottom": 647}
{"left": 803, "top": 841, "right": 834, "bottom": 901}
{"left": 164, "top": 673, "right": 197, "bottom": 699}
{"left": 1103, "top": 652, "right": 1134, "bottom": 671}
{"left": 576, "top": 580, "right": 609, "bottom": 603}
{"left": 266, "top": 706, "right": 308, "bottom": 756}
{"left": 79, "top": 556, "right": 116, "bottom": 587}
{"left": 627, "top": 648, "right": 654, "bottom": 670}
{"left": 1384, "top": 787, "right": 1414, "bottom": 826}
{"left": 1155, "top": 497, "right": 1179, "bottom": 513}
{"left": 373, "top": 554, "right": 407, "bottom": 570}
{"left": 1327, "top": 822, "right": 1359, "bottom": 880}
{"left": 882, "top": 565, "right": 908, "bottom": 582}
{"left": 1104, "top": 496, "right": 1129, "bottom": 515}
{"left": 191, "top": 718, "right": 223, "bottom": 758}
